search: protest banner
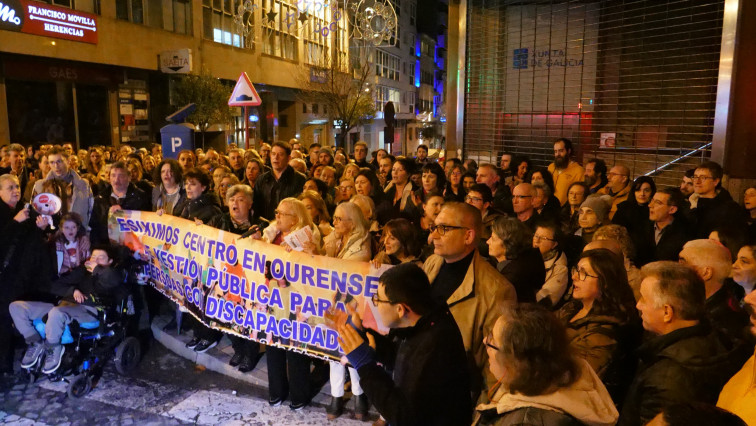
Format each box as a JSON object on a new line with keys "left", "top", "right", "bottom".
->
{"left": 108, "top": 210, "right": 390, "bottom": 361}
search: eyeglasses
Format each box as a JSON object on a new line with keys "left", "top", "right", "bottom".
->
{"left": 533, "top": 235, "right": 555, "bottom": 242}
{"left": 692, "top": 175, "right": 714, "bottom": 182}
{"left": 607, "top": 172, "right": 628, "bottom": 178}
{"left": 333, "top": 216, "right": 351, "bottom": 224}
{"left": 371, "top": 294, "right": 393, "bottom": 307}
{"left": 465, "top": 196, "right": 483, "bottom": 203}
{"left": 429, "top": 224, "right": 468, "bottom": 236}
{"left": 484, "top": 332, "right": 500, "bottom": 351}
{"left": 571, "top": 266, "right": 599, "bottom": 281}
{"left": 274, "top": 210, "right": 297, "bottom": 218}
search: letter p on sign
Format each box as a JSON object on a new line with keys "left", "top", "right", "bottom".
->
{"left": 171, "top": 137, "right": 182, "bottom": 152}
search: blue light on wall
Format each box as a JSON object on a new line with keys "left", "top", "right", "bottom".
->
{"left": 415, "top": 60, "right": 421, "bottom": 87}
{"left": 415, "top": 38, "right": 421, "bottom": 57}
{"left": 249, "top": 114, "right": 259, "bottom": 122}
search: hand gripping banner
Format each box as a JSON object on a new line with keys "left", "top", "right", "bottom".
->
{"left": 109, "top": 211, "right": 390, "bottom": 361}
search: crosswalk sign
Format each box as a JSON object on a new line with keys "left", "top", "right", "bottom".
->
{"left": 228, "top": 72, "right": 262, "bottom": 107}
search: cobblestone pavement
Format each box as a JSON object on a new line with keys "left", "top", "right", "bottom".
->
{"left": 0, "top": 340, "right": 369, "bottom": 425}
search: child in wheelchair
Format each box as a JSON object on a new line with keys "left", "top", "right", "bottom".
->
{"left": 9, "top": 244, "right": 129, "bottom": 375}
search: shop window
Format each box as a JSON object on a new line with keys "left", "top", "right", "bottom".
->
{"left": 117, "top": 0, "right": 191, "bottom": 34}
{"left": 203, "top": 0, "right": 246, "bottom": 46}
{"left": 261, "top": 0, "right": 298, "bottom": 60}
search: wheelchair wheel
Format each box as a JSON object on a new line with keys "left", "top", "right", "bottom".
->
{"left": 68, "top": 374, "right": 92, "bottom": 398}
{"left": 114, "top": 337, "right": 141, "bottom": 375}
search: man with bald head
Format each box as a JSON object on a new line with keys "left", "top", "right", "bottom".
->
{"left": 512, "top": 183, "right": 537, "bottom": 230}
{"left": 679, "top": 240, "right": 749, "bottom": 342}
{"left": 423, "top": 202, "right": 516, "bottom": 396}
{"left": 598, "top": 164, "right": 631, "bottom": 219}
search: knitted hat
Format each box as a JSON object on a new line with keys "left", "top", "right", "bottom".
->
{"left": 319, "top": 147, "right": 334, "bottom": 160}
{"left": 580, "top": 195, "right": 611, "bottom": 224}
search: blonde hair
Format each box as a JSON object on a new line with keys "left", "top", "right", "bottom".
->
{"left": 278, "top": 197, "right": 314, "bottom": 231}
{"left": 350, "top": 194, "right": 376, "bottom": 222}
{"left": 299, "top": 190, "right": 330, "bottom": 223}
{"left": 594, "top": 224, "right": 635, "bottom": 261}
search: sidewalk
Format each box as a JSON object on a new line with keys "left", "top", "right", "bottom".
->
{"left": 150, "top": 314, "right": 373, "bottom": 419}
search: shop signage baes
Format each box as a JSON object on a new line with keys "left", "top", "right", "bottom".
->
{"left": 159, "top": 49, "right": 193, "bottom": 74}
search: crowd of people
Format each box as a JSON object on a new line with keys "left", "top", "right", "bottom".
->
{"left": 1, "top": 137, "right": 756, "bottom": 425}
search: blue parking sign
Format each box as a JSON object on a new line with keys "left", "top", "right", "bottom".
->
{"left": 160, "top": 124, "right": 194, "bottom": 159}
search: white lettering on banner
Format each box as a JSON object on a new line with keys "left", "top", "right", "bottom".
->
{"left": 0, "top": 3, "right": 21, "bottom": 25}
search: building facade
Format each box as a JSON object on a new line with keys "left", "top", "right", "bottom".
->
{"left": 0, "top": 0, "right": 347, "bottom": 150}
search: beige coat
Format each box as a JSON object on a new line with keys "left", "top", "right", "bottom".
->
{"left": 423, "top": 250, "right": 517, "bottom": 390}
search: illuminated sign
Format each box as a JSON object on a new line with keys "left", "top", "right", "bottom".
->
{"left": 0, "top": 0, "right": 98, "bottom": 44}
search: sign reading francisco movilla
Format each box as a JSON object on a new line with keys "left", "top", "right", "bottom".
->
{"left": 0, "top": 0, "right": 98, "bottom": 44}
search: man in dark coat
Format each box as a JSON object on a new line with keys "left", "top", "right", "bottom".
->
{"left": 90, "top": 161, "right": 151, "bottom": 244}
{"left": 253, "top": 141, "right": 306, "bottom": 222}
{"left": 338, "top": 263, "right": 472, "bottom": 426}
{"left": 619, "top": 262, "right": 748, "bottom": 426}
{"left": 688, "top": 161, "right": 747, "bottom": 238}
{"left": 0, "top": 174, "right": 52, "bottom": 374}
{"left": 636, "top": 188, "right": 692, "bottom": 265}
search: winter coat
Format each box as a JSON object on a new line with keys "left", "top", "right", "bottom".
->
{"left": 717, "top": 350, "right": 756, "bottom": 425}
{"left": 597, "top": 184, "right": 631, "bottom": 220}
{"left": 689, "top": 188, "right": 748, "bottom": 238}
{"left": 90, "top": 183, "right": 151, "bottom": 244}
{"left": 0, "top": 201, "right": 53, "bottom": 309}
{"left": 634, "top": 219, "right": 692, "bottom": 266}
{"left": 383, "top": 181, "right": 417, "bottom": 222}
{"left": 50, "top": 264, "right": 128, "bottom": 308}
{"left": 549, "top": 161, "right": 585, "bottom": 206}
{"left": 618, "top": 322, "right": 748, "bottom": 426}
{"left": 32, "top": 169, "right": 94, "bottom": 226}
{"left": 357, "top": 307, "right": 472, "bottom": 426}
{"left": 494, "top": 247, "right": 546, "bottom": 304}
{"left": 424, "top": 250, "right": 517, "bottom": 391}
{"left": 151, "top": 183, "right": 187, "bottom": 215}
{"left": 323, "top": 230, "right": 371, "bottom": 261}
{"left": 177, "top": 192, "right": 223, "bottom": 223}
{"left": 538, "top": 250, "right": 569, "bottom": 308}
{"left": 612, "top": 200, "right": 650, "bottom": 265}
{"left": 472, "top": 360, "right": 619, "bottom": 426}
{"left": 252, "top": 166, "right": 306, "bottom": 221}
{"left": 705, "top": 280, "right": 750, "bottom": 345}
{"left": 557, "top": 302, "right": 641, "bottom": 405}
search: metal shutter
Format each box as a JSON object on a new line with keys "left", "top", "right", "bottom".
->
{"left": 463, "top": 0, "right": 724, "bottom": 186}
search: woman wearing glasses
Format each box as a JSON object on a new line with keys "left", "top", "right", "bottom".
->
{"left": 556, "top": 249, "right": 640, "bottom": 405}
{"left": 532, "top": 220, "right": 569, "bottom": 309}
{"left": 444, "top": 163, "right": 467, "bottom": 203}
{"left": 322, "top": 202, "right": 372, "bottom": 420}
{"left": 474, "top": 304, "right": 618, "bottom": 425}
{"left": 261, "top": 197, "right": 322, "bottom": 411}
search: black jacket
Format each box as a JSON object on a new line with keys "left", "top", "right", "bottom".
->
{"left": 208, "top": 212, "right": 260, "bottom": 235}
{"left": 492, "top": 185, "right": 514, "bottom": 216}
{"left": 90, "top": 183, "right": 151, "bottom": 244}
{"left": 705, "top": 280, "right": 750, "bottom": 345}
{"left": 178, "top": 192, "right": 223, "bottom": 223}
{"left": 474, "top": 406, "right": 583, "bottom": 426}
{"left": 494, "top": 248, "right": 546, "bottom": 304}
{"left": 0, "top": 201, "right": 53, "bottom": 308}
{"left": 613, "top": 200, "right": 650, "bottom": 265}
{"left": 358, "top": 307, "right": 472, "bottom": 426}
{"left": 50, "top": 264, "right": 128, "bottom": 308}
{"left": 618, "top": 322, "right": 747, "bottom": 426}
{"left": 634, "top": 219, "right": 692, "bottom": 266}
{"left": 252, "top": 166, "right": 306, "bottom": 221}
{"left": 690, "top": 189, "right": 748, "bottom": 238}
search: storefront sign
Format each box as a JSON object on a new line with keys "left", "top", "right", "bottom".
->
{"left": 159, "top": 49, "right": 192, "bottom": 74}
{"left": 0, "top": 0, "right": 98, "bottom": 44}
{"left": 110, "top": 211, "right": 390, "bottom": 361}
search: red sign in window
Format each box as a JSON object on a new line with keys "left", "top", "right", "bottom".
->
{"left": 0, "top": 0, "right": 98, "bottom": 44}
